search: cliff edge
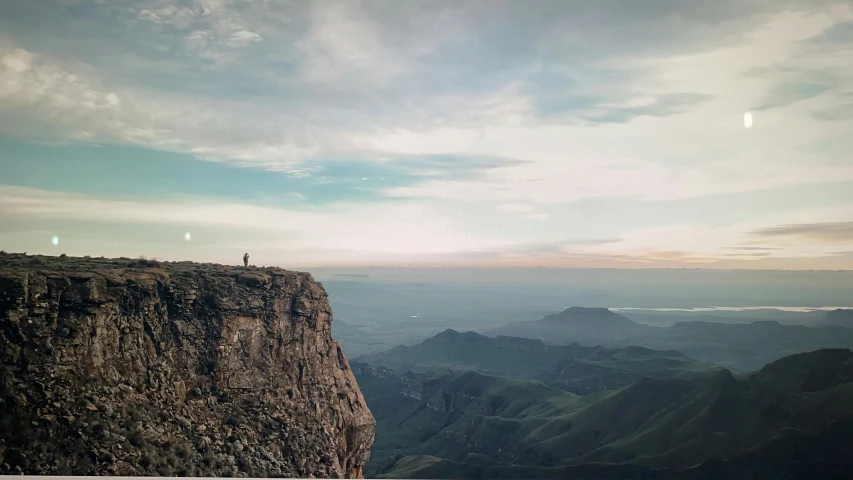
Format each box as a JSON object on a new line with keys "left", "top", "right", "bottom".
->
{"left": 0, "top": 253, "right": 375, "bottom": 478}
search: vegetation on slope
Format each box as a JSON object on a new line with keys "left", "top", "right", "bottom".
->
{"left": 362, "top": 349, "right": 853, "bottom": 478}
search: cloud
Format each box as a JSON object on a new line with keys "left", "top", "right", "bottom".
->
{"left": 0, "top": 0, "right": 845, "bottom": 166}
{"left": 374, "top": 6, "right": 853, "bottom": 206}
{"left": 295, "top": 0, "right": 409, "bottom": 87}
{"left": 538, "top": 91, "right": 715, "bottom": 124}
{"left": 0, "top": 46, "right": 120, "bottom": 114}
{"left": 527, "top": 212, "right": 550, "bottom": 222}
{"left": 382, "top": 148, "right": 853, "bottom": 204}
{"left": 0, "top": 185, "right": 514, "bottom": 260}
{"left": 498, "top": 204, "right": 535, "bottom": 213}
{"left": 228, "top": 30, "right": 263, "bottom": 46}
{"left": 133, "top": 0, "right": 265, "bottom": 59}
{"left": 4, "top": 184, "right": 853, "bottom": 268}
{"left": 753, "top": 82, "right": 832, "bottom": 110}
{"left": 805, "top": 21, "right": 853, "bottom": 45}
{"left": 586, "top": 93, "right": 716, "bottom": 123}
{"left": 751, "top": 222, "right": 853, "bottom": 242}
{"left": 745, "top": 9, "right": 853, "bottom": 116}
{"left": 402, "top": 237, "right": 632, "bottom": 265}
{"left": 811, "top": 102, "right": 853, "bottom": 121}
{"left": 1, "top": 0, "right": 853, "bottom": 270}
{"left": 415, "top": 248, "right": 726, "bottom": 268}
{"left": 565, "top": 204, "right": 853, "bottom": 264}
{"left": 0, "top": 43, "right": 333, "bottom": 172}
{"left": 495, "top": 203, "right": 552, "bottom": 222}
{"left": 136, "top": 4, "right": 196, "bottom": 27}
{"left": 563, "top": 237, "right": 622, "bottom": 247}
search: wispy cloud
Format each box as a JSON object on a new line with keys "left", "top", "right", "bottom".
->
{"left": 1, "top": 0, "right": 853, "bottom": 267}
{"left": 752, "top": 222, "right": 853, "bottom": 242}
{"left": 134, "top": 0, "right": 266, "bottom": 60}
{"left": 753, "top": 82, "right": 832, "bottom": 110}
{"left": 811, "top": 101, "right": 853, "bottom": 121}
{"left": 566, "top": 92, "right": 716, "bottom": 124}
{"left": 0, "top": 185, "right": 513, "bottom": 257}
{"left": 726, "top": 246, "right": 784, "bottom": 251}
{"left": 4, "top": 184, "right": 853, "bottom": 268}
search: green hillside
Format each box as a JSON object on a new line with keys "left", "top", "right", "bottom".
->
{"left": 356, "top": 329, "right": 597, "bottom": 376}
{"left": 376, "top": 455, "right": 673, "bottom": 479}
{"left": 361, "top": 349, "right": 853, "bottom": 478}
{"left": 356, "top": 329, "right": 719, "bottom": 395}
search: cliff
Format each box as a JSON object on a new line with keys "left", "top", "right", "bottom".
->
{"left": 0, "top": 253, "right": 375, "bottom": 478}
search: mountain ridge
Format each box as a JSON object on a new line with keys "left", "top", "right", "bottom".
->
{"left": 361, "top": 348, "right": 853, "bottom": 478}
{"left": 487, "top": 307, "right": 853, "bottom": 370}
{"left": 356, "top": 328, "right": 715, "bottom": 395}
{"left": 815, "top": 308, "right": 853, "bottom": 328}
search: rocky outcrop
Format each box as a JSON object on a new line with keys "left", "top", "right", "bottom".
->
{"left": 0, "top": 253, "right": 374, "bottom": 478}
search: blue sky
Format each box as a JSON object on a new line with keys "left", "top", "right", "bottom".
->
{"left": 1, "top": 0, "right": 852, "bottom": 268}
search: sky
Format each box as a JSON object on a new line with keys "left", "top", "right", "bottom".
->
{"left": 1, "top": 0, "right": 853, "bottom": 269}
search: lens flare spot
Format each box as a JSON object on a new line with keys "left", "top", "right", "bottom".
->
{"left": 744, "top": 112, "right": 753, "bottom": 129}
{"left": 184, "top": 232, "right": 192, "bottom": 241}
{"left": 51, "top": 236, "right": 59, "bottom": 246}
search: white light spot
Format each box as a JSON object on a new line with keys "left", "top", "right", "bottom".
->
{"left": 744, "top": 112, "right": 753, "bottom": 129}
{"left": 51, "top": 236, "right": 59, "bottom": 246}
{"left": 361, "top": 177, "right": 369, "bottom": 181}
{"left": 184, "top": 232, "right": 192, "bottom": 241}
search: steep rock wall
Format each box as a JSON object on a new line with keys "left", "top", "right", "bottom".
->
{"left": 0, "top": 253, "right": 374, "bottom": 478}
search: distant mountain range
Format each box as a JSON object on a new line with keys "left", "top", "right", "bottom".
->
{"left": 486, "top": 307, "right": 853, "bottom": 370}
{"left": 815, "top": 308, "right": 853, "bottom": 327}
{"left": 345, "top": 307, "right": 853, "bottom": 477}
{"left": 355, "top": 348, "right": 853, "bottom": 479}
{"left": 356, "top": 328, "right": 719, "bottom": 395}
{"left": 620, "top": 307, "right": 853, "bottom": 328}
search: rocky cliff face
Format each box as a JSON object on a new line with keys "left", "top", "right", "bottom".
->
{"left": 0, "top": 253, "right": 374, "bottom": 478}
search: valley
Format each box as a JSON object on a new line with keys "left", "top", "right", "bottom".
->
{"left": 351, "top": 336, "right": 853, "bottom": 478}
{"left": 327, "top": 286, "right": 853, "bottom": 478}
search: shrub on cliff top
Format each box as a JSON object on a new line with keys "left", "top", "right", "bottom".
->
{"left": 129, "top": 256, "right": 161, "bottom": 268}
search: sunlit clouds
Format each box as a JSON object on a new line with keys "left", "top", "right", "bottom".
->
{"left": 1, "top": 1, "right": 853, "bottom": 268}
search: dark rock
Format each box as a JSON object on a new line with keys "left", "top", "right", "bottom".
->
{"left": 0, "top": 253, "right": 375, "bottom": 478}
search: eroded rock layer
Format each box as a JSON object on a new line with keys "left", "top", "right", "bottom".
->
{"left": 0, "top": 253, "right": 374, "bottom": 478}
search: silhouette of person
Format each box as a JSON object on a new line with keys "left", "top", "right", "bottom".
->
{"left": 243, "top": 252, "right": 249, "bottom": 267}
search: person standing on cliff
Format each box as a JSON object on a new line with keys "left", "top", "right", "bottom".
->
{"left": 243, "top": 252, "right": 249, "bottom": 267}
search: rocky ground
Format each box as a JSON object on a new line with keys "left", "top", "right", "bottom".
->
{"left": 0, "top": 252, "right": 375, "bottom": 478}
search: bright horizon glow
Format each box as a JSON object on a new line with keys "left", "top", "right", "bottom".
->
{"left": 1, "top": 1, "right": 853, "bottom": 269}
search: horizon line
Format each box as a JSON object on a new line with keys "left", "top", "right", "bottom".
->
{"left": 3, "top": 252, "right": 852, "bottom": 273}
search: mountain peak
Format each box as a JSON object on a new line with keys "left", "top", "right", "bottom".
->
{"left": 818, "top": 309, "right": 853, "bottom": 327}
{"left": 435, "top": 328, "right": 461, "bottom": 337}
{"left": 755, "top": 348, "right": 853, "bottom": 392}
{"left": 561, "top": 306, "right": 615, "bottom": 315}
{"left": 546, "top": 306, "right": 635, "bottom": 327}
{"left": 429, "top": 329, "right": 492, "bottom": 344}
{"left": 827, "top": 308, "right": 853, "bottom": 320}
